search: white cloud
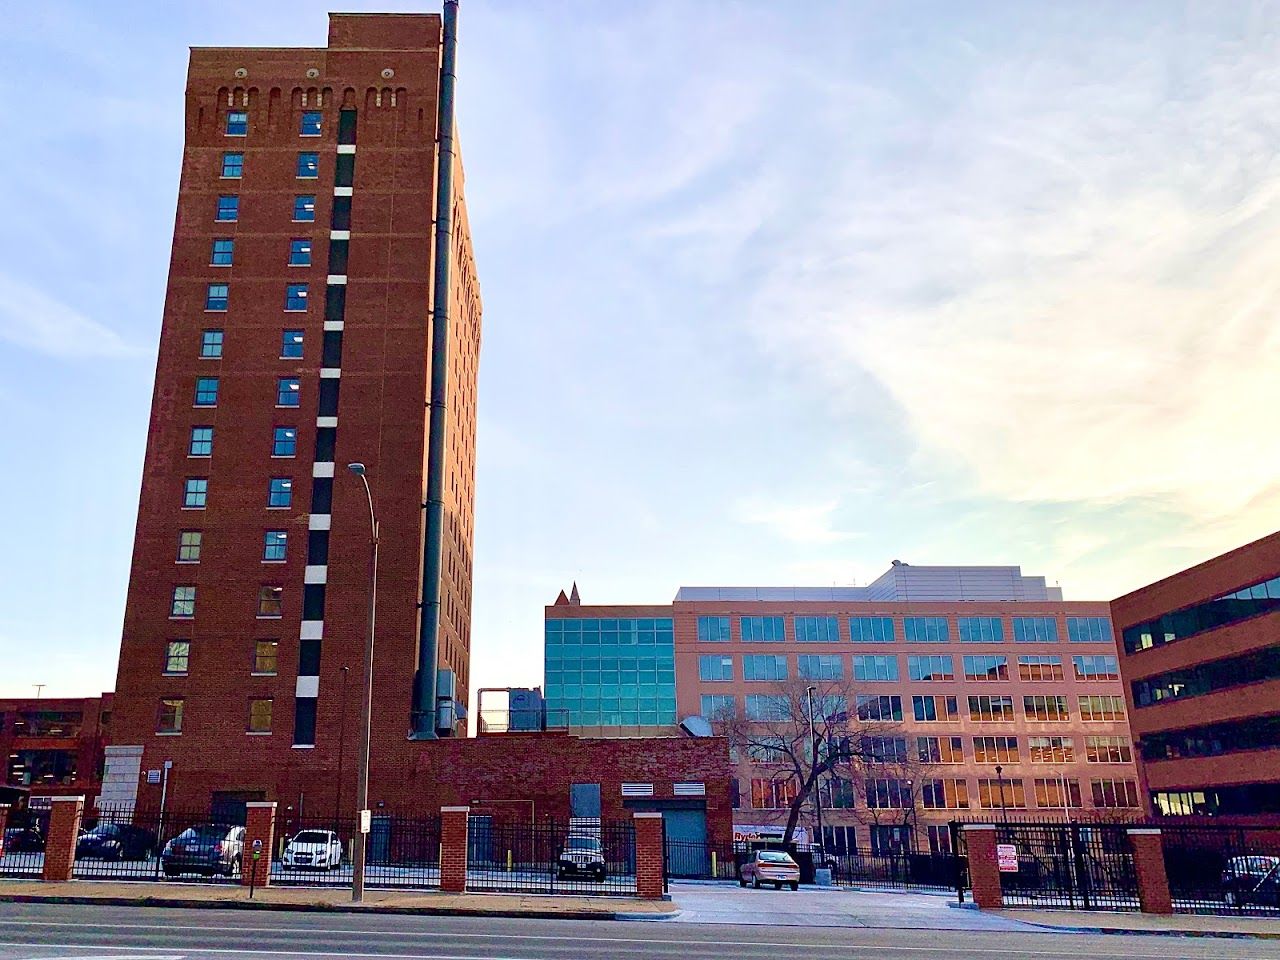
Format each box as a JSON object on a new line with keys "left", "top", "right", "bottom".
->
{"left": 0, "top": 274, "right": 136, "bottom": 359}
{"left": 733, "top": 496, "right": 860, "bottom": 545}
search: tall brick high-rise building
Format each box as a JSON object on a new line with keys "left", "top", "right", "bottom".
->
{"left": 103, "top": 10, "right": 481, "bottom": 816}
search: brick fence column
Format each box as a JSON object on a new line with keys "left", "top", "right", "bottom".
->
{"left": 241, "top": 802, "right": 277, "bottom": 888}
{"left": 963, "top": 824, "right": 1004, "bottom": 909}
{"left": 0, "top": 805, "right": 9, "bottom": 857}
{"left": 42, "top": 796, "right": 85, "bottom": 882}
{"left": 634, "top": 812, "right": 665, "bottom": 901}
{"left": 440, "top": 806, "right": 470, "bottom": 893}
{"left": 1128, "top": 828, "right": 1173, "bottom": 915}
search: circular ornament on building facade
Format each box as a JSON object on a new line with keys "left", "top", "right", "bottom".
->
{"left": 306, "top": 68, "right": 320, "bottom": 79}
{"left": 234, "top": 67, "right": 248, "bottom": 78}
{"left": 381, "top": 68, "right": 395, "bottom": 79}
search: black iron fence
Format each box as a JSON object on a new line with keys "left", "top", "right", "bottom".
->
{"left": 72, "top": 807, "right": 244, "bottom": 883}
{"left": 466, "top": 818, "right": 637, "bottom": 896}
{"left": 1162, "top": 824, "right": 1280, "bottom": 915}
{"left": 992, "top": 822, "right": 1138, "bottom": 911}
{"left": 0, "top": 807, "right": 44, "bottom": 878}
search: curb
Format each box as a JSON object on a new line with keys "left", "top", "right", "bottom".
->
{"left": 0, "top": 893, "right": 674, "bottom": 923}
{"left": 615, "top": 909, "right": 682, "bottom": 921}
{"left": 1011, "top": 917, "right": 1280, "bottom": 941}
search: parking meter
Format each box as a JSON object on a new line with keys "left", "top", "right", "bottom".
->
{"left": 249, "top": 839, "right": 263, "bottom": 898}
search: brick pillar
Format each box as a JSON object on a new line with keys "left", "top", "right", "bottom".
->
{"left": 963, "top": 824, "right": 1004, "bottom": 910}
{"left": 241, "top": 802, "right": 276, "bottom": 888}
{"left": 0, "top": 805, "right": 9, "bottom": 857}
{"left": 634, "top": 812, "right": 665, "bottom": 901}
{"left": 440, "top": 806, "right": 470, "bottom": 893}
{"left": 1128, "top": 828, "right": 1173, "bottom": 915}
{"left": 42, "top": 796, "right": 85, "bottom": 883}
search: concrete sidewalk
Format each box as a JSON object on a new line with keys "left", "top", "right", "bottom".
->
{"left": 997, "top": 908, "right": 1280, "bottom": 939}
{"left": 0, "top": 880, "right": 675, "bottom": 921}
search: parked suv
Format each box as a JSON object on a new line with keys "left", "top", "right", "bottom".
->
{"left": 557, "top": 834, "right": 606, "bottom": 881}
{"left": 76, "top": 823, "right": 156, "bottom": 861}
{"left": 281, "top": 830, "right": 344, "bottom": 870}
{"left": 161, "top": 824, "right": 244, "bottom": 877}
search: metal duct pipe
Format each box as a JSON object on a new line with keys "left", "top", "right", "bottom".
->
{"left": 411, "top": 0, "right": 459, "bottom": 739}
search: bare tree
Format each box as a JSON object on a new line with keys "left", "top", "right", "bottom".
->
{"left": 712, "top": 676, "right": 934, "bottom": 847}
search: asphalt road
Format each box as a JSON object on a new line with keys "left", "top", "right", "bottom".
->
{"left": 0, "top": 904, "right": 1279, "bottom": 960}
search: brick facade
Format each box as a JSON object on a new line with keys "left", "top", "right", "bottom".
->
{"left": 0, "top": 695, "right": 112, "bottom": 805}
{"left": 962, "top": 825, "right": 1003, "bottom": 909}
{"left": 42, "top": 796, "right": 84, "bottom": 883}
{"left": 1127, "top": 829, "right": 1173, "bottom": 914}
{"left": 439, "top": 806, "right": 468, "bottom": 893}
{"left": 633, "top": 813, "right": 665, "bottom": 900}
{"left": 242, "top": 801, "right": 277, "bottom": 888}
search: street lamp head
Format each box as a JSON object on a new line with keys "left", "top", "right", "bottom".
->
{"left": 347, "top": 462, "right": 366, "bottom": 476}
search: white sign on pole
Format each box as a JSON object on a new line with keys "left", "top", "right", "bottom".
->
{"left": 359, "top": 809, "right": 372, "bottom": 834}
{"left": 997, "top": 843, "right": 1019, "bottom": 873}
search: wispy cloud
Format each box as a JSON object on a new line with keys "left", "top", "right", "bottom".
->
{"left": 0, "top": 274, "right": 137, "bottom": 359}
{"left": 734, "top": 496, "right": 861, "bottom": 545}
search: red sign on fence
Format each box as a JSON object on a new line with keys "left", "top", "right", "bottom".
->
{"left": 996, "top": 843, "right": 1019, "bottom": 873}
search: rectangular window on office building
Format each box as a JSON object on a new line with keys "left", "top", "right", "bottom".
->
{"left": 863, "top": 735, "right": 909, "bottom": 764}
{"left": 962, "top": 655, "right": 1009, "bottom": 682}
{"left": 853, "top": 654, "right": 899, "bottom": 682}
{"left": 170, "top": 586, "right": 196, "bottom": 618}
{"left": 194, "top": 377, "right": 219, "bottom": 406}
{"left": 253, "top": 640, "right": 279, "bottom": 676}
{"left": 907, "top": 654, "right": 954, "bottom": 681}
{"left": 293, "top": 195, "right": 316, "bottom": 222}
{"left": 745, "top": 694, "right": 788, "bottom": 722}
{"left": 917, "top": 735, "right": 964, "bottom": 764}
{"left": 1079, "top": 695, "right": 1125, "bottom": 722}
{"left": 257, "top": 586, "right": 283, "bottom": 618}
{"left": 215, "top": 195, "right": 239, "bottom": 222}
{"left": 912, "top": 695, "right": 958, "bottom": 722}
{"left": 1029, "top": 736, "right": 1074, "bottom": 763}
{"left": 296, "top": 152, "right": 319, "bottom": 178}
{"left": 157, "top": 698, "right": 184, "bottom": 733}
{"left": 922, "top": 779, "right": 970, "bottom": 810}
{"left": 281, "top": 329, "right": 304, "bottom": 358}
{"left": 856, "top": 694, "right": 902, "bottom": 722}
{"left": 267, "top": 478, "right": 293, "bottom": 508}
{"left": 284, "top": 284, "right": 309, "bottom": 311}
{"left": 221, "top": 152, "right": 243, "bottom": 178}
{"left": 700, "top": 694, "right": 734, "bottom": 719}
{"left": 225, "top": 110, "right": 247, "bottom": 136}
{"left": 751, "top": 777, "right": 798, "bottom": 810}
{"left": 276, "top": 378, "right": 300, "bottom": 407}
{"left": 1091, "top": 779, "right": 1140, "bottom": 808}
{"left": 177, "top": 531, "right": 202, "bottom": 563}
{"left": 263, "top": 531, "right": 288, "bottom": 562}
{"left": 1067, "top": 616, "right": 1113, "bottom": 643}
{"left": 958, "top": 617, "right": 1004, "bottom": 643}
{"left": 743, "top": 654, "right": 788, "bottom": 682}
{"left": 272, "top": 427, "right": 297, "bottom": 457}
{"left": 794, "top": 616, "right": 840, "bottom": 642}
{"left": 1072, "top": 655, "right": 1119, "bottom": 681}
{"left": 798, "top": 654, "right": 843, "bottom": 680}
{"left": 188, "top": 426, "right": 213, "bottom": 457}
{"left": 200, "top": 329, "right": 224, "bottom": 358}
{"left": 968, "top": 695, "right": 1014, "bottom": 722}
{"left": 183, "top": 478, "right": 208, "bottom": 508}
{"left": 904, "top": 617, "right": 948, "bottom": 643}
{"left": 697, "top": 616, "right": 730, "bottom": 642}
{"left": 1013, "top": 616, "right": 1058, "bottom": 642}
{"left": 698, "top": 655, "right": 733, "bottom": 682}
{"left": 1025, "top": 694, "right": 1071, "bottom": 722}
{"left": 163, "top": 641, "right": 190, "bottom": 676}
{"left": 1017, "top": 655, "right": 1064, "bottom": 681}
{"left": 248, "top": 698, "right": 273, "bottom": 733}
{"left": 1086, "top": 735, "right": 1132, "bottom": 764}
{"left": 205, "top": 284, "right": 228, "bottom": 311}
{"left": 740, "top": 616, "right": 785, "bottom": 642}
{"left": 288, "top": 239, "right": 312, "bottom": 267}
{"left": 978, "top": 778, "right": 1026, "bottom": 809}
{"left": 1034, "top": 778, "right": 1083, "bottom": 810}
{"left": 210, "top": 238, "right": 234, "bottom": 266}
{"left": 849, "top": 616, "right": 895, "bottom": 643}
{"left": 300, "top": 111, "right": 322, "bottom": 136}
{"left": 972, "top": 736, "right": 1019, "bottom": 764}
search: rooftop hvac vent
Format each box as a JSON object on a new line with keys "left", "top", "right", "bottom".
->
{"left": 621, "top": 783, "right": 654, "bottom": 797}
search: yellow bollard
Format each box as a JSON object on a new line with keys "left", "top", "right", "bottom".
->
{"left": 507, "top": 849, "right": 513, "bottom": 872}
{"left": 712, "top": 851, "right": 718, "bottom": 877}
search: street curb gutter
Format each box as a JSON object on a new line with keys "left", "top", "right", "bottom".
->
{"left": 1005, "top": 917, "right": 1280, "bottom": 941}
{"left": 0, "top": 893, "right": 670, "bottom": 923}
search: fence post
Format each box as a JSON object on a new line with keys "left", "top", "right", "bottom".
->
{"left": 0, "top": 805, "right": 9, "bottom": 857}
{"left": 440, "top": 806, "right": 470, "bottom": 893}
{"left": 42, "top": 796, "right": 85, "bottom": 883}
{"left": 1127, "top": 828, "right": 1173, "bottom": 915}
{"left": 962, "top": 824, "right": 1003, "bottom": 909}
{"left": 634, "top": 813, "right": 665, "bottom": 900}
{"left": 242, "top": 802, "right": 276, "bottom": 888}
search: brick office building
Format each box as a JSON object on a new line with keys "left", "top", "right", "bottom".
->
{"left": 0, "top": 695, "right": 113, "bottom": 806}
{"left": 1113, "top": 530, "right": 1280, "bottom": 818}
{"left": 546, "top": 564, "right": 1141, "bottom": 855}
{"left": 103, "top": 10, "right": 483, "bottom": 817}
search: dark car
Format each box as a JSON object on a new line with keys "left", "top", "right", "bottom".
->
{"left": 161, "top": 824, "right": 244, "bottom": 878}
{"left": 1222, "top": 855, "right": 1280, "bottom": 907}
{"left": 3, "top": 825, "right": 44, "bottom": 853}
{"left": 556, "top": 834, "right": 606, "bottom": 881}
{"left": 76, "top": 823, "right": 156, "bottom": 861}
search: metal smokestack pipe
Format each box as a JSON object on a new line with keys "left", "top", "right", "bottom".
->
{"left": 412, "top": 0, "right": 459, "bottom": 739}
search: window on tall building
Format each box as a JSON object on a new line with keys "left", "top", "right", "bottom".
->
{"left": 698, "top": 655, "right": 733, "bottom": 682}
{"left": 977, "top": 777, "right": 1026, "bottom": 809}
{"left": 968, "top": 695, "right": 1015, "bottom": 722}
{"left": 958, "top": 617, "right": 1004, "bottom": 643}
{"left": 293, "top": 195, "right": 316, "bottom": 222}
{"left": 794, "top": 616, "right": 840, "bottom": 642}
{"left": 972, "top": 736, "right": 1019, "bottom": 764}
{"left": 183, "top": 478, "right": 208, "bottom": 509}
{"left": 699, "top": 694, "right": 734, "bottom": 719}
{"left": 215, "top": 195, "right": 239, "bottom": 221}
{"left": 856, "top": 694, "right": 902, "bottom": 722}
{"left": 1086, "top": 735, "right": 1133, "bottom": 764}
{"left": 1013, "top": 616, "right": 1058, "bottom": 643}
{"left": 225, "top": 111, "right": 248, "bottom": 136}
{"left": 284, "top": 284, "right": 309, "bottom": 311}
{"left": 288, "top": 239, "right": 312, "bottom": 267}
{"left": 188, "top": 426, "right": 214, "bottom": 457}
{"left": 1017, "top": 655, "right": 1064, "bottom": 681}
{"left": 210, "top": 238, "right": 234, "bottom": 266}
{"left": 248, "top": 699, "right": 274, "bottom": 733}
{"left": 865, "top": 778, "right": 912, "bottom": 809}
{"left": 276, "top": 378, "right": 300, "bottom": 407}
{"left": 263, "top": 531, "right": 288, "bottom": 562}
{"left": 164, "top": 641, "right": 190, "bottom": 675}
{"left": 170, "top": 585, "right": 196, "bottom": 618}
{"left": 157, "top": 698, "right": 184, "bottom": 733}
{"left": 744, "top": 694, "right": 788, "bottom": 721}
{"left": 696, "top": 615, "right": 730, "bottom": 642}
{"left": 1029, "top": 736, "right": 1074, "bottom": 763}
{"left": 798, "top": 654, "right": 843, "bottom": 680}
{"left": 963, "top": 655, "right": 1009, "bottom": 682}
{"left": 1067, "top": 616, "right": 1113, "bottom": 643}
{"left": 1091, "top": 779, "right": 1140, "bottom": 808}
{"left": 200, "top": 329, "right": 224, "bottom": 358}
{"left": 272, "top": 427, "right": 297, "bottom": 457}
{"left": 221, "top": 152, "right": 244, "bottom": 178}
{"left": 176, "top": 531, "right": 202, "bottom": 563}
{"left": 750, "top": 777, "right": 798, "bottom": 809}
{"left": 300, "top": 111, "right": 322, "bottom": 136}
{"left": 1034, "top": 778, "right": 1082, "bottom": 810}
{"left": 281, "top": 329, "right": 304, "bottom": 358}
{"left": 849, "top": 616, "right": 895, "bottom": 643}
{"left": 253, "top": 640, "right": 279, "bottom": 676}
{"left": 853, "top": 654, "right": 899, "bottom": 682}
{"left": 907, "top": 654, "right": 954, "bottom": 681}
{"left": 917, "top": 735, "right": 964, "bottom": 764}
{"left": 904, "top": 617, "right": 949, "bottom": 643}
{"left": 870, "top": 825, "right": 912, "bottom": 856}
{"left": 1072, "top": 655, "right": 1120, "bottom": 681}
{"left": 912, "top": 695, "right": 958, "bottom": 722}
{"left": 740, "top": 616, "right": 785, "bottom": 642}
{"left": 820, "top": 778, "right": 856, "bottom": 809}
{"left": 205, "top": 284, "right": 229, "bottom": 311}
{"left": 267, "top": 478, "right": 293, "bottom": 508}
{"left": 194, "top": 377, "right": 219, "bottom": 406}
{"left": 922, "top": 779, "right": 970, "bottom": 810}
{"left": 257, "top": 586, "right": 283, "bottom": 618}
{"left": 1079, "top": 695, "right": 1125, "bottom": 722}
{"left": 1024, "top": 695, "right": 1071, "bottom": 722}
{"left": 296, "top": 152, "right": 319, "bottom": 178}
{"left": 743, "top": 655, "right": 788, "bottom": 681}
{"left": 862, "top": 735, "right": 909, "bottom": 764}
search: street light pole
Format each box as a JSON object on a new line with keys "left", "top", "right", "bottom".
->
{"left": 995, "top": 764, "right": 1010, "bottom": 826}
{"left": 348, "top": 463, "right": 378, "bottom": 904}
{"left": 806, "top": 685, "right": 825, "bottom": 860}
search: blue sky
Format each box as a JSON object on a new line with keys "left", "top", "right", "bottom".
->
{"left": 3, "top": 1, "right": 1279, "bottom": 700}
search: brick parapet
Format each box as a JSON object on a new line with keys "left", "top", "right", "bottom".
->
{"left": 242, "top": 801, "right": 276, "bottom": 888}
{"left": 42, "top": 796, "right": 85, "bottom": 883}
{"left": 1128, "top": 829, "right": 1173, "bottom": 914}
{"left": 440, "top": 806, "right": 469, "bottom": 893}
{"left": 963, "top": 825, "right": 1003, "bottom": 909}
{"left": 634, "top": 812, "right": 665, "bottom": 901}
